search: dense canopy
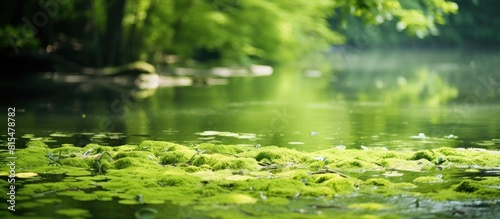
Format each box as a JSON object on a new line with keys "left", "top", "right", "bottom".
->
{"left": 1, "top": 0, "right": 457, "bottom": 67}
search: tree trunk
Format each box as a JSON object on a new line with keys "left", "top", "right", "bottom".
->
{"left": 103, "top": 0, "right": 126, "bottom": 66}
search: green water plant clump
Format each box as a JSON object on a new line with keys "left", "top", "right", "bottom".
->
{"left": 1, "top": 141, "right": 499, "bottom": 218}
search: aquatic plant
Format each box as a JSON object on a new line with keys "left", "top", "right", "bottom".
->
{"left": 1, "top": 141, "right": 499, "bottom": 218}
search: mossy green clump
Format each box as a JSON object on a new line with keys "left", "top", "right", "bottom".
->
{"left": 378, "top": 158, "right": 434, "bottom": 171}
{"left": 114, "top": 151, "right": 155, "bottom": 160}
{"left": 434, "top": 147, "right": 463, "bottom": 156}
{"left": 428, "top": 178, "right": 500, "bottom": 201}
{"left": 365, "top": 178, "right": 392, "bottom": 187}
{"left": 327, "top": 159, "right": 376, "bottom": 169}
{"left": 198, "top": 143, "right": 244, "bottom": 154}
{"left": 113, "top": 157, "right": 136, "bottom": 169}
{"left": 26, "top": 140, "right": 48, "bottom": 148}
{"left": 313, "top": 173, "right": 339, "bottom": 184}
{"left": 16, "top": 149, "right": 50, "bottom": 168}
{"left": 82, "top": 143, "right": 113, "bottom": 153}
{"left": 453, "top": 180, "right": 483, "bottom": 193}
{"left": 254, "top": 146, "right": 310, "bottom": 164}
{"left": 452, "top": 179, "right": 500, "bottom": 196}
{"left": 192, "top": 154, "right": 258, "bottom": 170}
{"left": 322, "top": 177, "right": 356, "bottom": 193}
{"left": 138, "top": 140, "right": 188, "bottom": 156}
{"left": 234, "top": 178, "right": 305, "bottom": 198}
{"left": 201, "top": 183, "right": 230, "bottom": 197}
{"left": 113, "top": 157, "right": 159, "bottom": 170}
{"left": 59, "top": 157, "right": 91, "bottom": 168}
{"left": 158, "top": 174, "right": 201, "bottom": 187}
{"left": 160, "top": 150, "right": 195, "bottom": 165}
{"left": 6, "top": 140, "right": 500, "bottom": 218}
{"left": 446, "top": 154, "right": 500, "bottom": 167}
{"left": 409, "top": 150, "right": 436, "bottom": 161}
{"left": 52, "top": 145, "right": 85, "bottom": 155}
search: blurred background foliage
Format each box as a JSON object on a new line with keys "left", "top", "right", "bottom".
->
{"left": 1, "top": 0, "right": 496, "bottom": 68}
{"left": 340, "top": 0, "right": 500, "bottom": 48}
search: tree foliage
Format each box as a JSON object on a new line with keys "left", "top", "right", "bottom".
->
{"left": 0, "top": 0, "right": 458, "bottom": 67}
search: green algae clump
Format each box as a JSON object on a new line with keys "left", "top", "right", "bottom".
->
{"left": 365, "top": 178, "right": 392, "bottom": 187}
{"left": 4, "top": 140, "right": 500, "bottom": 219}
{"left": 160, "top": 150, "right": 195, "bottom": 165}
{"left": 409, "top": 150, "right": 436, "bottom": 161}
{"left": 254, "top": 146, "right": 310, "bottom": 164}
{"left": 192, "top": 154, "right": 258, "bottom": 170}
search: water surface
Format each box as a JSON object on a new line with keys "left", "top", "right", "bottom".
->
{"left": 1, "top": 49, "right": 499, "bottom": 152}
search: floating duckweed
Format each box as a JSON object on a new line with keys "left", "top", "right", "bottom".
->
{"left": 200, "top": 193, "right": 257, "bottom": 204}
{"left": 413, "top": 176, "right": 444, "bottom": 183}
{"left": 17, "top": 201, "right": 44, "bottom": 209}
{"left": 16, "top": 172, "right": 38, "bottom": 178}
{"left": 348, "top": 203, "right": 391, "bottom": 211}
{"left": 118, "top": 199, "right": 141, "bottom": 205}
{"left": 59, "top": 190, "right": 97, "bottom": 201}
{"left": 263, "top": 197, "right": 290, "bottom": 205}
{"left": 55, "top": 208, "right": 92, "bottom": 218}
{"left": 23, "top": 180, "right": 95, "bottom": 197}
{"left": 36, "top": 198, "right": 62, "bottom": 204}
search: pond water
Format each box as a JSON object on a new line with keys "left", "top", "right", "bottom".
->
{"left": 1, "top": 49, "right": 499, "bottom": 152}
{"left": 1, "top": 48, "right": 500, "bottom": 219}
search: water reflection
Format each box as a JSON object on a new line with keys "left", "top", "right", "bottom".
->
{"left": 1, "top": 49, "right": 499, "bottom": 151}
